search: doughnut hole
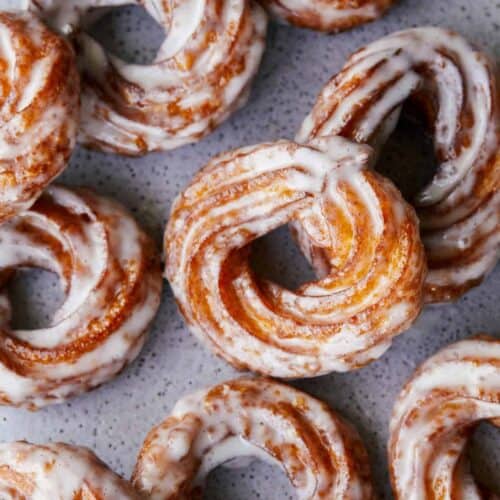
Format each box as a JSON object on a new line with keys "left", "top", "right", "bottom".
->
{"left": 203, "top": 457, "right": 295, "bottom": 500}
{"left": 87, "top": 5, "right": 164, "bottom": 64}
{"left": 376, "top": 103, "right": 438, "bottom": 203}
{"left": 250, "top": 225, "right": 316, "bottom": 291}
{"left": 469, "top": 421, "right": 500, "bottom": 494}
{"left": 7, "top": 268, "right": 65, "bottom": 330}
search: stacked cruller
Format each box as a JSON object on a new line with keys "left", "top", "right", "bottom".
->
{"left": 0, "top": 1, "right": 498, "bottom": 498}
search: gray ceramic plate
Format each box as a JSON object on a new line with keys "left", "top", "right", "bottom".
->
{"left": 1, "top": 1, "right": 499, "bottom": 498}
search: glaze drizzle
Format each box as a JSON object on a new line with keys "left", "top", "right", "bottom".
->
{"left": 390, "top": 337, "right": 500, "bottom": 499}
{"left": 297, "top": 27, "right": 500, "bottom": 302}
{"left": 133, "top": 378, "right": 374, "bottom": 499}
{"left": 0, "top": 185, "right": 162, "bottom": 409}
{"left": 0, "top": 12, "right": 79, "bottom": 223}
{"left": 165, "top": 137, "right": 425, "bottom": 377}
{"left": 27, "top": 0, "right": 268, "bottom": 155}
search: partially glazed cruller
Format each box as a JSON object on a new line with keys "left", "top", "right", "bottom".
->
{"left": 0, "top": 185, "right": 162, "bottom": 409}
{"left": 0, "top": 441, "right": 140, "bottom": 499}
{"left": 259, "top": 0, "right": 395, "bottom": 32}
{"left": 297, "top": 27, "right": 500, "bottom": 303}
{"left": 389, "top": 337, "right": 500, "bottom": 499}
{"left": 133, "top": 378, "right": 374, "bottom": 499}
{"left": 26, "top": 0, "right": 268, "bottom": 155}
{"left": 165, "top": 137, "right": 426, "bottom": 377}
{"left": 0, "top": 11, "right": 79, "bottom": 223}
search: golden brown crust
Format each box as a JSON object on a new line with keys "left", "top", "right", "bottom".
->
{"left": 28, "top": 0, "right": 267, "bottom": 155}
{"left": 297, "top": 27, "right": 500, "bottom": 302}
{"left": 259, "top": 0, "right": 395, "bottom": 32}
{"left": 133, "top": 378, "right": 375, "bottom": 499}
{"left": 389, "top": 336, "right": 500, "bottom": 499}
{"left": 164, "top": 138, "right": 426, "bottom": 377}
{"left": 0, "top": 12, "right": 79, "bottom": 223}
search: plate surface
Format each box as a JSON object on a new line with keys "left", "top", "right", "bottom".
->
{"left": 1, "top": 1, "right": 499, "bottom": 498}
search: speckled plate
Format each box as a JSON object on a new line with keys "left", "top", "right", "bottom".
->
{"left": 1, "top": 1, "right": 499, "bottom": 498}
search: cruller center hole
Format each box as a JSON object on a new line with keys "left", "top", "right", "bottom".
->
{"left": 376, "top": 103, "right": 439, "bottom": 203}
{"left": 203, "top": 456, "right": 296, "bottom": 500}
{"left": 7, "top": 268, "right": 65, "bottom": 330}
{"left": 87, "top": 5, "right": 165, "bottom": 65}
{"left": 469, "top": 421, "right": 500, "bottom": 494}
{"left": 250, "top": 225, "right": 317, "bottom": 292}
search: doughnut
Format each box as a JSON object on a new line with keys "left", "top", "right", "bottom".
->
{"left": 0, "top": 185, "right": 162, "bottom": 409}
{"left": 389, "top": 336, "right": 500, "bottom": 499}
{"left": 26, "top": 0, "right": 268, "bottom": 155}
{"left": 0, "top": 441, "right": 139, "bottom": 499}
{"left": 164, "top": 137, "right": 426, "bottom": 377}
{"left": 297, "top": 27, "right": 500, "bottom": 303}
{"left": 259, "top": 0, "right": 394, "bottom": 32}
{"left": 133, "top": 378, "right": 374, "bottom": 499}
{"left": 0, "top": 12, "right": 79, "bottom": 223}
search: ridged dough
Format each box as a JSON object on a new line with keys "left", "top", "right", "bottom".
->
{"left": 0, "top": 12, "right": 79, "bottom": 223}
{"left": 133, "top": 378, "right": 374, "bottom": 499}
{"left": 389, "top": 336, "right": 500, "bottom": 499}
{"left": 26, "top": 0, "right": 268, "bottom": 155}
{"left": 297, "top": 27, "right": 500, "bottom": 303}
{"left": 259, "top": 0, "right": 394, "bottom": 32}
{"left": 165, "top": 137, "right": 426, "bottom": 377}
{"left": 0, "top": 441, "right": 140, "bottom": 499}
{"left": 0, "top": 185, "right": 162, "bottom": 409}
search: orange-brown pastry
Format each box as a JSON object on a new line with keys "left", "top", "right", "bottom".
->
{"left": 0, "top": 441, "right": 140, "bottom": 499}
{"left": 133, "top": 378, "right": 374, "bottom": 499}
{"left": 0, "top": 12, "right": 79, "bottom": 223}
{"left": 297, "top": 27, "right": 500, "bottom": 303}
{"left": 389, "top": 336, "right": 500, "bottom": 499}
{"left": 27, "top": 0, "right": 268, "bottom": 155}
{"left": 164, "top": 137, "right": 426, "bottom": 378}
{"left": 0, "top": 185, "right": 162, "bottom": 409}
{"left": 259, "top": 0, "right": 394, "bottom": 32}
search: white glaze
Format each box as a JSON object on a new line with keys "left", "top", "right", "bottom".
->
{"left": 0, "top": 441, "right": 139, "bottom": 499}
{"left": 165, "top": 137, "right": 426, "bottom": 377}
{"left": 261, "top": 0, "right": 393, "bottom": 32}
{"left": 298, "top": 27, "right": 496, "bottom": 207}
{"left": 0, "top": 185, "right": 162, "bottom": 409}
{"left": 297, "top": 27, "right": 500, "bottom": 302}
{"left": 389, "top": 337, "right": 500, "bottom": 500}
{"left": 25, "top": 0, "right": 268, "bottom": 154}
{"left": 133, "top": 378, "right": 374, "bottom": 499}
{"left": 0, "top": 12, "right": 79, "bottom": 222}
